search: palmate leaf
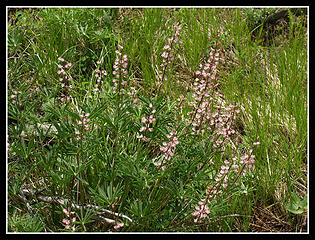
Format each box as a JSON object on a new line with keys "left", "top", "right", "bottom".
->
{"left": 285, "top": 205, "right": 304, "bottom": 215}
{"left": 300, "top": 194, "right": 308, "bottom": 210}
{"left": 89, "top": 182, "right": 123, "bottom": 206}
{"left": 285, "top": 192, "right": 307, "bottom": 214}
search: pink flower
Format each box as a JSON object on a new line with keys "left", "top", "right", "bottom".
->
{"left": 164, "top": 45, "right": 171, "bottom": 50}
{"left": 114, "top": 222, "right": 124, "bottom": 230}
{"left": 65, "top": 62, "right": 72, "bottom": 68}
{"left": 7, "top": 142, "right": 12, "bottom": 152}
{"left": 232, "top": 164, "right": 239, "bottom": 169}
{"left": 160, "top": 146, "right": 167, "bottom": 152}
{"left": 154, "top": 161, "right": 162, "bottom": 167}
{"left": 63, "top": 209, "right": 69, "bottom": 216}
{"left": 62, "top": 219, "right": 70, "bottom": 225}
{"left": 161, "top": 52, "right": 168, "bottom": 58}
{"left": 192, "top": 200, "right": 210, "bottom": 223}
{"left": 58, "top": 57, "right": 65, "bottom": 62}
{"left": 62, "top": 208, "right": 76, "bottom": 231}
{"left": 141, "top": 117, "right": 147, "bottom": 123}
{"left": 139, "top": 126, "right": 147, "bottom": 132}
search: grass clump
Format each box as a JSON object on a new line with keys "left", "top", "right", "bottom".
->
{"left": 7, "top": 7, "right": 307, "bottom": 233}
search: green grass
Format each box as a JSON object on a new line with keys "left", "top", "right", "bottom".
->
{"left": 7, "top": 7, "right": 308, "bottom": 232}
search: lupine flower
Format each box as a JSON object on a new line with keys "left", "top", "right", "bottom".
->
{"left": 154, "top": 129, "right": 179, "bottom": 170}
{"left": 127, "top": 86, "right": 138, "bottom": 108}
{"left": 188, "top": 48, "right": 240, "bottom": 150}
{"left": 112, "top": 44, "right": 128, "bottom": 95}
{"left": 159, "top": 23, "right": 182, "bottom": 85}
{"left": 210, "top": 104, "right": 241, "bottom": 150}
{"left": 57, "top": 57, "right": 73, "bottom": 102}
{"left": 187, "top": 45, "right": 222, "bottom": 137}
{"left": 93, "top": 62, "right": 107, "bottom": 92}
{"left": 193, "top": 139, "right": 260, "bottom": 224}
{"left": 62, "top": 208, "right": 76, "bottom": 232}
{"left": 7, "top": 141, "right": 12, "bottom": 153}
{"left": 75, "top": 111, "right": 91, "bottom": 140}
{"left": 137, "top": 104, "right": 157, "bottom": 142}
{"left": 10, "top": 90, "right": 22, "bottom": 106}
{"left": 191, "top": 199, "right": 210, "bottom": 223}
{"left": 113, "top": 222, "right": 124, "bottom": 230}
{"left": 253, "top": 141, "right": 261, "bottom": 146}
{"left": 110, "top": 45, "right": 138, "bottom": 106}
{"left": 65, "top": 62, "right": 72, "bottom": 68}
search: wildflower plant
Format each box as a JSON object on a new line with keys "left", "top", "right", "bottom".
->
{"left": 136, "top": 103, "right": 157, "bottom": 142}
{"left": 192, "top": 139, "right": 261, "bottom": 223}
{"left": 154, "top": 128, "right": 179, "bottom": 170}
{"left": 62, "top": 208, "right": 76, "bottom": 232}
{"left": 187, "top": 44, "right": 221, "bottom": 136}
{"left": 113, "top": 221, "right": 124, "bottom": 231}
{"left": 93, "top": 61, "right": 107, "bottom": 92}
{"left": 112, "top": 44, "right": 128, "bottom": 95}
{"left": 57, "top": 56, "right": 74, "bottom": 102}
{"left": 10, "top": 90, "right": 22, "bottom": 106}
{"left": 7, "top": 8, "right": 306, "bottom": 233}
{"left": 158, "top": 22, "right": 182, "bottom": 91}
{"left": 75, "top": 111, "right": 91, "bottom": 141}
{"left": 7, "top": 136, "right": 13, "bottom": 153}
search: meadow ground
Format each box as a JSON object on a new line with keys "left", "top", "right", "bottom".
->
{"left": 7, "top": 7, "right": 308, "bottom": 232}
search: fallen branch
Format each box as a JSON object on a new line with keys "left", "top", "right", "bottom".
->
{"left": 19, "top": 185, "right": 133, "bottom": 225}
{"left": 19, "top": 186, "right": 53, "bottom": 232}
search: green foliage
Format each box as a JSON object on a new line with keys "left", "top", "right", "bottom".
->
{"left": 285, "top": 193, "right": 307, "bottom": 215}
{"left": 8, "top": 210, "right": 45, "bottom": 232}
{"left": 7, "top": 7, "right": 307, "bottom": 232}
{"left": 242, "top": 8, "right": 277, "bottom": 31}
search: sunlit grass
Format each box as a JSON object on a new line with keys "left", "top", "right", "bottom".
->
{"left": 7, "top": 7, "right": 307, "bottom": 232}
